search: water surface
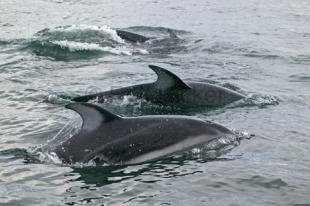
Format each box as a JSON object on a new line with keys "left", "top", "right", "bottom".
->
{"left": 1, "top": 0, "right": 310, "bottom": 205}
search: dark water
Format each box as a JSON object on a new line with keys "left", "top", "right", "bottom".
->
{"left": 1, "top": 0, "right": 310, "bottom": 205}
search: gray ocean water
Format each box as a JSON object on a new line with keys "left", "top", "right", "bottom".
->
{"left": 1, "top": 0, "right": 310, "bottom": 205}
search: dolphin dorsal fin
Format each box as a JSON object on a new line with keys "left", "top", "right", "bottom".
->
{"left": 66, "top": 103, "right": 121, "bottom": 131}
{"left": 149, "top": 65, "right": 191, "bottom": 90}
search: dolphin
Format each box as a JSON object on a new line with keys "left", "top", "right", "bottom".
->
{"left": 72, "top": 65, "right": 245, "bottom": 108}
{"left": 54, "top": 103, "right": 234, "bottom": 164}
{"left": 116, "top": 30, "right": 150, "bottom": 43}
{"left": 115, "top": 29, "right": 179, "bottom": 43}
{"left": 115, "top": 29, "right": 186, "bottom": 55}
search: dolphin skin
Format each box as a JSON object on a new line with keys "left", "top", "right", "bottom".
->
{"left": 72, "top": 65, "right": 245, "bottom": 108}
{"left": 116, "top": 30, "right": 150, "bottom": 43}
{"left": 54, "top": 103, "right": 234, "bottom": 164}
{"left": 115, "top": 29, "right": 178, "bottom": 43}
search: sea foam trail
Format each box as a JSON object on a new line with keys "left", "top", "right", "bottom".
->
{"left": 52, "top": 40, "right": 133, "bottom": 55}
{"left": 25, "top": 25, "right": 148, "bottom": 60}
{"left": 37, "top": 25, "right": 125, "bottom": 44}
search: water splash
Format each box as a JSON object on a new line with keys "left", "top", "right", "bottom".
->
{"left": 227, "top": 93, "right": 280, "bottom": 109}
{"left": 23, "top": 25, "right": 148, "bottom": 60}
{"left": 40, "top": 118, "right": 82, "bottom": 152}
{"left": 51, "top": 40, "right": 132, "bottom": 55}
{"left": 186, "top": 129, "right": 252, "bottom": 160}
{"left": 45, "top": 94, "right": 72, "bottom": 105}
{"left": 34, "top": 117, "right": 82, "bottom": 165}
{"left": 36, "top": 25, "right": 124, "bottom": 44}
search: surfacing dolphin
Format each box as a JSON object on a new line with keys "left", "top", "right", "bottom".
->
{"left": 54, "top": 103, "right": 234, "bottom": 164}
{"left": 72, "top": 65, "right": 245, "bottom": 108}
{"left": 115, "top": 29, "right": 178, "bottom": 43}
{"left": 116, "top": 30, "right": 150, "bottom": 43}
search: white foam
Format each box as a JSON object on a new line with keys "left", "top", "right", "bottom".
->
{"left": 47, "top": 94, "right": 71, "bottom": 104}
{"left": 38, "top": 151, "right": 63, "bottom": 165}
{"left": 52, "top": 40, "right": 132, "bottom": 55}
{"left": 121, "top": 95, "right": 139, "bottom": 106}
{"left": 51, "top": 25, "right": 125, "bottom": 43}
{"left": 134, "top": 48, "right": 149, "bottom": 54}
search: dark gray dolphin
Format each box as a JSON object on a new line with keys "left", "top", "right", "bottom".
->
{"left": 72, "top": 65, "right": 245, "bottom": 108}
{"left": 115, "top": 29, "right": 185, "bottom": 54}
{"left": 54, "top": 103, "right": 234, "bottom": 164}
{"left": 116, "top": 30, "right": 150, "bottom": 43}
{"left": 115, "top": 29, "right": 179, "bottom": 43}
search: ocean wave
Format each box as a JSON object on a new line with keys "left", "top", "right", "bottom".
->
{"left": 0, "top": 39, "right": 11, "bottom": 45}
{"left": 288, "top": 74, "right": 310, "bottom": 83}
{"left": 36, "top": 25, "right": 125, "bottom": 44}
{"left": 14, "top": 24, "right": 188, "bottom": 60}
{"left": 290, "top": 54, "right": 310, "bottom": 64}
{"left": 202, "top": 42, "right": 282, "bottom": 60}
{"left": 52, "top": 40, "right": 132, "bottom": 55}
{"left": 23, "top": 25, "right": 152, "bottom": 60}
{"left": 26, "top": 39, "right": 133, "bottom": 60}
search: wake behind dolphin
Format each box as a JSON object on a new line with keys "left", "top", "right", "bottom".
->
{"left": 25, "top": 25, "right": 184, "bottom": 60}
{"left": 72, "top": 65, "right": 245, "bottom": 108}
{"left": 54, "top": 103, "right": 235, "bottom": 164}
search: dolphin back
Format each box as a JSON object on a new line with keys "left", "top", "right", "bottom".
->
{"left": 116, "top": 30, "right": 150, "bottom": 43}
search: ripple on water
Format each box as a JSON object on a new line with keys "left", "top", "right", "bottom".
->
{"left": 236, "top": 175, "right": 289, "bottom": 189}
{"left": 290, "top": 55, "right": 310, "bottom": 65}
{"left": 202, "top": 41, "right": 283, "bottom": 61}
{"left": 289, "top": 74, "right": 310, "bottom": 83}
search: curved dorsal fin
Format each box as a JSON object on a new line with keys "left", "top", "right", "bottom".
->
{"left": 149, "top": 65, "right": 191, "bottom": 90}
{"left": 66, "top": 103, "right": 121, "bottom": 131}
